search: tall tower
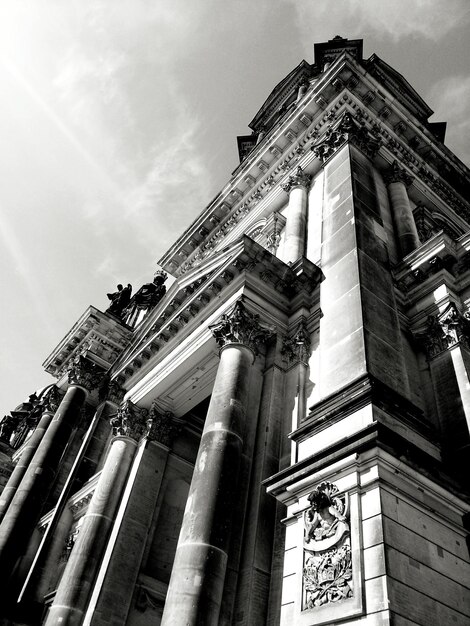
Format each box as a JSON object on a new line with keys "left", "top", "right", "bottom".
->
{"left": 0, "top": 36, "right": 469, "bottom": 626}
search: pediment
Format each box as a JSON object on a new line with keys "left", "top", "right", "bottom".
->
{"left": 249, "top": 60, "right": 313, "bottom": 133}
{"left": 365, "top": 54, "right": 433, "bottom": 122}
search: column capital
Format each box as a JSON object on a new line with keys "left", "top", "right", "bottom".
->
{"left": 384, "top": 160, "right": 413, "bottom": 187}
{"left": 281, "top": 319, "right": 312, "bottom": 365}
{"left": 312, "top": 110, "right": 381, "bottom": 162}
{"left": 280, "top": 166, "right": 311, "bottom": 193}
{"left": 99, "top": 378, "right": 126, "bottom": 407}
{"left": 67, "top": 355, "right": 105, "bottom": 392}
{"left": 417, "top": 303, "right": 470, "bottom": 359}
{"left": 209, "top": 300, "right": 275, "bottom": 355}
{"left": 147, "top": 402, "right": 182, "bottom": 447}
{"left": 110, "top": 400, "right": 148, "bottom": 442}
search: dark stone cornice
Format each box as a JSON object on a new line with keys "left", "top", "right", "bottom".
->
{"left": 263, "top": 420, "right": 468, "bottom": 507}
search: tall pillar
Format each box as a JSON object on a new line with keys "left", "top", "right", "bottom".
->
{"left": 85, "top": 407, "right": 183, "bottom": 625}
{"left": 0, "top": 356, "right": 103, "bottom": 586}
{"left": 280, "top": 166, "right": 311, "bottom": 264}
{"left": 385, "top": 160, "right": 420, "bottom": 257}
{"left": 0, "top": 387, "right": 61, "bottom": 524}
{"left": 161, "top": 300, "right": 274, "bottom": 626}
{"left": 44, "top": 400, "right": 148, "bottom": 626}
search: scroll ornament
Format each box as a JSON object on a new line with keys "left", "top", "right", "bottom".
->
{"left": 303, "top": 481, "right": 352, "bottom": 609}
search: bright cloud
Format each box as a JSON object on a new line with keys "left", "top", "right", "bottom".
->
{"left": 285, "top": 0, "right": 470, "bottom": 42}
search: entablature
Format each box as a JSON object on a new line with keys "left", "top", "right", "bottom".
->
{"left": 110, "top": 237, "right": 322, "bottom": 392}
{"left": 42, "top": 307, "right": 132, "bottom": 380}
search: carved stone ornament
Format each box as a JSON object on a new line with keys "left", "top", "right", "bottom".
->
{"left": 99, "top": 378, "right": 125, "bottom": 407}
{"left": 146, "top": 402, "right": 182, "bottom": 447}
{"left": 280, "top": 166, "right": 311, "bottom": 193}
{"left": 110, "top": 400, "right": 149, "bottom": 442}
{"left": 312, "top": 111, "right": 381, "bottom": 163}
{"left": 42, "top": 386, "right": 62, "bottom": 413}
{"left": 303, "top": 481, "right": 352, "bottom": 610}
{"left": 383, "top": 160, "right": 413, "bottom": 187}
{"left": 209, "top": 300, "right": 275, "bottom": 355}
{"left": 281, "top": 320, "right": 312, "bottom": 364}
{"left": 67, "top": 355, "right": 105, "bottom": 392}
{"left": 418, "top": 303, "right": 470, "bottom": 359}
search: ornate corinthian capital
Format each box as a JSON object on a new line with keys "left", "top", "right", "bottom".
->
{"left": 281, "top": 319, "right": 312, "bottom": 364}
{"left": 67, "top": 355, "right": 105, "bottom": 391}
{"left": 147, "top": 402, "right": 182, "bottom": 447}
{"left": 417, "top": 303, "right": 470, "bottom": 359}
{"left": 110, "top": 400, "right": 149, "bottom": 441}
{"left": 280, "top": 166, "right": 311, "bottom": 193}
{"left": 384, "top": 160, "right": 413, "bottom": 187}
{"left": 209, "top": 300, "right": 275, "bottom": 355}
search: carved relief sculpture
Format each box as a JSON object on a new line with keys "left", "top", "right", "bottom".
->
{"left": 303, "top": 481, "right": 352, "bottom": 609}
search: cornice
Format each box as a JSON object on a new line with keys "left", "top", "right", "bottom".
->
{"left": 158, "top": 53, "right": 470, "bottom": 278}
{"left": 42, "top": 306, "right": 132, "bottom": 379}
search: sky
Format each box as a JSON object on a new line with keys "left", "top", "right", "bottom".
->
{"left": 0, "top": 0, "right": 469, "bottom": 417}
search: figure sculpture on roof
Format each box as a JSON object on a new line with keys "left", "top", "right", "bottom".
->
{"left": 106, "top": 283, "right": 132, "bottom": 318}
{"left": 134, "top": 271, "right": 167, "bottom": 309}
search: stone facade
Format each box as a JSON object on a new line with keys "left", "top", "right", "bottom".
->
{"left": 0, "top": 36, "right": 469, "bottom": 626}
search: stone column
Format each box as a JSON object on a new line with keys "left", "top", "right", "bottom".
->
{"left": 161, "top": 300, "right": 274, "bottom": 626}
{"left": 385, "top": 160, "right": 420, "bottom": 257}
{"left": 281, "top": 166, "right": 311, "bottom": 265}
{"left": 44, "top": 400, "right": 148, "bottom": 626}
{"left": 0, "top": 356, "right": 103, "bottom": 586}
{"left": 0, "top": 387, "right": 61, "bottom": 524}
{"left": 85, "top": 407, "right": 183, "bottom": 626}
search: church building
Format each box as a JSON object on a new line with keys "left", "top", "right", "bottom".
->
{"left": 0, "top": 36, "right": 469, "bottom": 626}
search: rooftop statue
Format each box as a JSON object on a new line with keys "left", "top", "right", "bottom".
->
{"left": 133, "top": 271, "right": 167, "bottom": 309}
{"left": 106, "top": 283, "right": 132, "bottom": 318}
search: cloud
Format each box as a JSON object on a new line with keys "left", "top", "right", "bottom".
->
{"left": 284, "top": 0, "right": 470, "bottom": 42}
{"left": 428, "top": 75, "right": 470, "bottom": 166}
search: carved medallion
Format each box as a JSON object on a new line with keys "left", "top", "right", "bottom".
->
{"left": 303, "top": 481, "right": 352, "bottom": 609}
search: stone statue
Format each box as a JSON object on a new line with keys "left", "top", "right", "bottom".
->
{"left": 0, "top": 414, "right": 18, "bottom": 444}
{"left": 133, "top": 271, "right": 167, "bottom": 309}
{"left": 106, "top": 283, "right": 132, "bottom": 318}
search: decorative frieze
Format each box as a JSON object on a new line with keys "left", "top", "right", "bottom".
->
{"left": 110, "top": 400, "right": 149, "bottom": 442}
{"left": 303, "top": 481, "right": 352, "bottom": 609}
{"left": 209, "top": 300, "right": 275, "bottom": 355}
{"left": 280, "top": 166, "right": 311, "bottom": 193}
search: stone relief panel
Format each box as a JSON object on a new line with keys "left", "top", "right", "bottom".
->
{"left": 302, "top": 481, "right": 352, "bottom": 610}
